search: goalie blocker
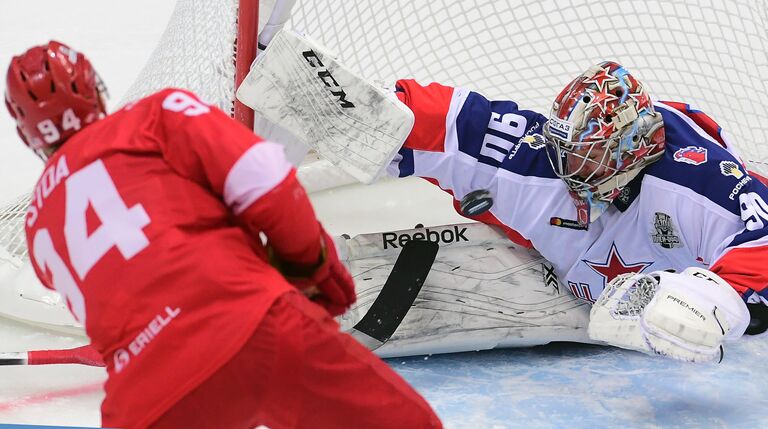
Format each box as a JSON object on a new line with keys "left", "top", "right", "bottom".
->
{"left": 237, "top": 29, "right": 414, "bottom": 184}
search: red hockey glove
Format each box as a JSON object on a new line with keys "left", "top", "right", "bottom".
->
{"left": 272, "top": 229, "right": 356, "bottom": 316}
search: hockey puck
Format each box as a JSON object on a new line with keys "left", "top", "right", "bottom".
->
{"left": 460, "top": 189, "right": 493, "bottom": 216}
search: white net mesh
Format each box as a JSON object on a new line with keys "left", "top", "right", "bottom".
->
{"left": 0, "top": 193, "right": 32, "bottom": 265}
{"left": 284, "top": 0, "right": 768, "bottom": 176}
{"left": 119, "top": 0, "right": 240, "bottom": 111}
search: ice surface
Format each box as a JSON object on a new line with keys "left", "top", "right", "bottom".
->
{"left": 0, "top": 1, "right": 766, "bottom": 428}
{"left": 396, "top": 337, "right": 768, "bottom": 428}
{"left": 2, "top": 316, "right": 766, "bottom": 428}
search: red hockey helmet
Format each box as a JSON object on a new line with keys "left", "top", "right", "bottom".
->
{"left": 5, "top": 40, "right": 107, "bottom": 159}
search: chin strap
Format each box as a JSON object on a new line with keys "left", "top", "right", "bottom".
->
{"left": 574, "top": 166, "right": 644, "bottom": 226}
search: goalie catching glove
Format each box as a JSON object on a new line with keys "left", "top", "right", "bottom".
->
{"left": 588, "top": 267, "right": 750, "bottom": 363}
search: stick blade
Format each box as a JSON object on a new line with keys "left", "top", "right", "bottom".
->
{"left": 349, "top": 240, "right": 439, "bottom": 349}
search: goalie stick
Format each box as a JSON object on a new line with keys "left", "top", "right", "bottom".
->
{"left": 347, "top": 239, "right": 439, "bottom": 350}
{"left": 0, "top": 344, "right": 103, "bottom": 367}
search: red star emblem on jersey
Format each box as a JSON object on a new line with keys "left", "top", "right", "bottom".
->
{"left": 584, "top": 242, "right": 652, "bottom": 287}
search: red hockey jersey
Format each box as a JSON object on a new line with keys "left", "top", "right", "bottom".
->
{"left": 25, "top": 89, "right": 323, "bottom": 427}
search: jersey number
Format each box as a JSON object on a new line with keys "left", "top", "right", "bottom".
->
{"left": 479, "top": 112, "right": 527, "bottom": 163}
{"left": 161, "top": 91, "right": 210, "bottom": 116}
{"left": 37, "top": 108, "right": 82, "bottom": 143}
{"left": 31, "top": 160, "right": 150, "bottom": 323}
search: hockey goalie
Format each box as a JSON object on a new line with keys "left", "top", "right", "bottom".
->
{"left": 237, "top": 30, "right": 768, "bottom": 364}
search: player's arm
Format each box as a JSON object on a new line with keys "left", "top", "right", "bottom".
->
{"left": 390, "top": 79, "right": 548, "bottom": 175}
{"left": 156, "top": 89, "right": 354, "bottom": 315}
{"left": 234, "top": 171, "right": 355, "bottom": 316}
{"left": 388, "top": 79, "right": 548, "bottom": 248}
{"left": 710, "top": 244, "right": 768, "bottom": 335}
{"left": 708, "top": 178, "right": 768, "bottom": 335}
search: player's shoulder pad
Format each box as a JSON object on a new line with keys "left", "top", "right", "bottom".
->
{"left": 647, "top": 103, "right": 758, "bottom": 214}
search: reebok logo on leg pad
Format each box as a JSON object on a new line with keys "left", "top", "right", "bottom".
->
{"left": 382, "top": 226, "right": 468, "bottom": 249}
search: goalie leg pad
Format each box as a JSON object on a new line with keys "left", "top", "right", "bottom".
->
{"left": 336, "top": 222, "right": 593, "bottom": 357}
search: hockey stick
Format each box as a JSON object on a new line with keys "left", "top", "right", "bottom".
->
{"left": 257, "top": 0, "right": 298, "bottom": 52}
{"left": 0, "top": 240, "right": 438, "bottom": 365}
{"left": 0, "top": 344, "right": 104, "bottom": 367}
{"left": 347, "top": 239, "right": 439, "bottom": 350}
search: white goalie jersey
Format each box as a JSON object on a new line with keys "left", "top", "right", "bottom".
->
{"left": 389, "top": 80, "right": 768, "bottom": 309}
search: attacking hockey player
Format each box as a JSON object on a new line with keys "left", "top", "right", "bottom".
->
{"left": 4, "top": 41, "right": 442, "bottom": 429}
{"left": 238, "top": 31, "right": 768, "bottom": 364}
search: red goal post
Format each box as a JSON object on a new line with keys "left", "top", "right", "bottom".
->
{"left": 233, "top": 0, "right": 259, "bottom": 128}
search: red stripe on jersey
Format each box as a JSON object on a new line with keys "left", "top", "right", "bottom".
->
{"left": 711, "top": 245, "right": 768, "bottom": 296}
{"left": 396, "top": 79, "right": 454, "bottom": 152}
{"left": 660, "top": 101, "right": 727, "bottom": 148}
{"left": 751, "top": 171, "right": 768, "bottom": 187}
{"left": 419, "top": 176, "right": 533, "bottom": 248}
{"left": 455, "top": 200, "right": 533, "bottom": 248}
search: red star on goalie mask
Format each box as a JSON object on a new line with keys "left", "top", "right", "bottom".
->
{"left": 586, "top": 85, "right": 619, "bottom": 115}
{"left": 584, "top": 242, "right": 652, "bottom": 287}
{"left": 629, "top": 89, "right": 651, "bottom": 112}
{"left": 584, "top": 65, "right": 618, "bottom": 91}
{"left": 590, "top": 119, "right": 615, "bottom": 140}
{"left": 626, "top": 137, "right": 657, "bottom": 162}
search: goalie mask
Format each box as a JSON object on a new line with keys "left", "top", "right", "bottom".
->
{"left": 5, "top": 40, "right": 107, "bottom": 160}
{"left": 543, "top": 61, "right": 665, "bottom": 225}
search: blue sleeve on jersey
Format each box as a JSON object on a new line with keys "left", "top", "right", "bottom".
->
{"left": 397, "top": 148, "right": 415, "bottom": 177}
{"left": 728, "top": 177, "right": 768, "bottom": 248}
{"left": 454, "top": 92, "right": 556, "bottom": 178}
{"left": 648, "top": 107, "right": 749, "bottom": 216}
{"left": 649, "top": 105, "right": 768, "bottom": 250}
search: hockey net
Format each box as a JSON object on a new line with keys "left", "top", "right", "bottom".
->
{"left": 279, "top": 0, "right": 768, "bottom": 177}
{"left": 122, "top": 0, "right": 768, "bottom": 189}
{"left": 1, "top": 0, "right": 767, "bottom": 325}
